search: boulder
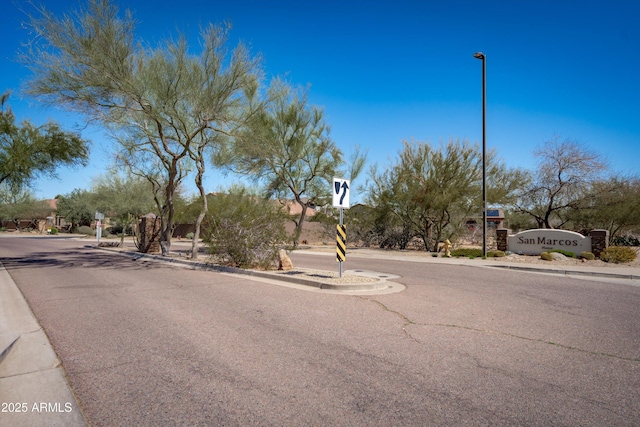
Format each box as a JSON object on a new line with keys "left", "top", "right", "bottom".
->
{"left": 278, "top": 249, "right": 294, "bottom": 271}
{"left": 550, "top": 252, "right": 568, "bottom": 261}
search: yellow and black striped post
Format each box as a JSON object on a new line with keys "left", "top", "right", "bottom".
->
{"left": 336, "top": 224, "right": 346, "bottom": 276}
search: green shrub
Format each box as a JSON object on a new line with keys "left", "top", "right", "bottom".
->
{"left": 549, "top": 249, "right": 576, "bottom": 258}
{"left": 612, "top": 235, "right": 640, "bottom": 246}
{"left": 49, "top": 227, "right": 58, "bottom": 235}
{"left": 450, "top": 248, "right": 482, "bottom": 258}
{"left": 540, "top": 252, "right": 554, "bottom": 261}
{"left": 580, "top": 251, "right": 595, "bottom": 260}
{"left": 186, "top": 232, "right": 195, "bottom": 240}
{"left": 203, "top": 187, "right": 288, "bottom": 269}
{"left": 488, "top": 250, "right": 506, "bottom": 257}
{"left": 600, "top": 246, "right": 637, "bottom": 264}
{"left": 431, "top": 253, "right": 438, "bottom": 257}
{"left": 77, "top": 225, "right": 94, "bottom": 236}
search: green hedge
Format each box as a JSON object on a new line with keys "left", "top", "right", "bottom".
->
{"left": 449, "top": 248, "right": 506, "bottom": 258}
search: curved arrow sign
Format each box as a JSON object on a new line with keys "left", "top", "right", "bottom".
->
{"left": 332, "top": 177, "right": 351, "bottom": 208}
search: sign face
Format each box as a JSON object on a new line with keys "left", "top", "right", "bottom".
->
{"left": 507, "top": 229, "right": 591, "bottom": 255}
{"left": 332, "top": 177, "right": 350, "bottom": 208}
{"left": 95, "top": 211, "right": 105, "bottom": 220}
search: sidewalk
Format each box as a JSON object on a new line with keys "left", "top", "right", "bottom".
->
{"left": 0, "top": 260, "right": 87, "bottom": 427}
{"left": 1, "top": 239, "right": 638, "bottom": 426}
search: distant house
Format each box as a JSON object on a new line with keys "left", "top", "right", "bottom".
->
{"left": 1, "top": 199, "right": 61, "bottom": 233}
{"left": 281, "top": 198, "right": 317, "bottom": 218}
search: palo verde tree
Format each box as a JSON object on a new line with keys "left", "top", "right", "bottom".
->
{"left": 568, "top": 175, "right": 640, "bottom": 239}
{"left": 22, "top": 0, "right": 260, "bottom": 256}
{"left": 221, "top": 80, "right": 365, "bottom": 245}
{"left": 368, "top": 139, "right": 526, "bottom": 251}
{"left": 514, "top": 137, "right": 607, "bottom": 229}
{"left": 0, "top": 92, "right": 89, "bottom": 190}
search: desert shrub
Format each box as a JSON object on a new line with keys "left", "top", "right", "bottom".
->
{"left": 49, "top": 227, "right": 58, "bottom": 235}
{"left": 203, "top": 188, "right": 288, "bottom": 269}
{"left": 579, "top": 251, "right": 595, "bottom": 260}
{"left": 549, "top": 249, "right": 576, "bottom": 258}
{"left": 76, "top": 225, "right": 94, "bottom": 236}
{"left": 488, "top": 250, "right": 505, "bottom": 257}
{"left": 451, "top": 248, "right": 483, "bottom": 258}
{"left": 540, "top": 252, "right": 554, "bottom": 261}
{"left": 600, "top": 246, "right": 637, "bottom": 264}
{"left": 186, "top": 232, "right": 195, "bottom": 240}
{"left": 612, "top": 235, "right": 640, "bottom": 246}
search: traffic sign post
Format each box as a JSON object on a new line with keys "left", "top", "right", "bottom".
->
{"left": 336, "top": 223, "right": 346, "bottom": 276}
{"left": 95, "top": 212, "right": 104, "bottom": 243}
{"left": 332, "top": 178, "right": 350, "bottom": 277}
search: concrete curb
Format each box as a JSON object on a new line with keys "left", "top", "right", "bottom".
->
{"left": 90, "top": 244, "right": 640, "bottom": 289}
{"left": 488, "top": 264, "right": 640, "bottom": 280}
{"left": 90, "top": 246, "right": 391, "bottom": 292}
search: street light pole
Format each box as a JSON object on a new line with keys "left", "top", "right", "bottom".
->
{"left": 473, "top": 52, "right": 487, "bottom": 258}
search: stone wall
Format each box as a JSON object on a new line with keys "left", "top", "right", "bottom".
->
{"left": 496, "top": 229, "right": 510, "bottom": 252}
{"left": 589, "top": 229, "right": 609, "bottom": 257}
{"left": 139, "top": 213, "right": 161, "bottom": 253}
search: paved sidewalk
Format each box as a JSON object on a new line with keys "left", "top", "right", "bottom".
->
{"left": 0, "top": 260, "right": 87, "bottom": 427}
{"left": 1, "top": 239, "right": 638, "bottom": 427}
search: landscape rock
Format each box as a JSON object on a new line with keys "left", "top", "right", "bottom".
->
{"left": 278, "top": 249, "right": 294, "bottom": 271}
{"left": 550, "top": 252, "right": 568, "bottom": 261}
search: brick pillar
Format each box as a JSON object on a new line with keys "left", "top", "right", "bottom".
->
{"left": 496, "top": 228, "right": 510, "bottom": 252}
{"left": 589, "top": 229, "right": 609, "bottom": 258}
{"left": 139, "top": 213, "right": 161, "bottom": 253}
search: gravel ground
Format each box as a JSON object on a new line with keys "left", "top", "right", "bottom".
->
{"left": 270, "top": 268, "right": 381, "bottom": 284}
{"left": 496, "top": 251, "right": 640, "bottom": 268}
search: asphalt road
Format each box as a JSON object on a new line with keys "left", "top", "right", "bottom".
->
{"left": 2, "top": 237, "right": 639, "bottom": 426}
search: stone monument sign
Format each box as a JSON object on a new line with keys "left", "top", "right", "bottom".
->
{"left": 507, "top": 229, "right": 592, "bottom": 255}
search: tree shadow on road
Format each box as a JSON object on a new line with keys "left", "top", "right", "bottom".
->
{"left": 0, "top": 247, "right": 175, "bottom": 272}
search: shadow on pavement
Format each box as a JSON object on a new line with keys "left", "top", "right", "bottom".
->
{"left": 0, "top": 248, "right": 170, "bottom": 272}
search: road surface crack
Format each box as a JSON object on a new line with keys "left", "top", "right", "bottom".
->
{"left": 359, "top": 297, "right": 640, "bottom": 363}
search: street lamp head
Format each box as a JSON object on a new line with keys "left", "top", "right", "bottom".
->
{"left": 473, "top": 52, "right": 485, "bottom": 60}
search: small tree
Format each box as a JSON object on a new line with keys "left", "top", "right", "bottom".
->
{"left": 569, "top": 175, "right": 640, "bottom": 239}
{"left": 91, "top": 171, "right": 157, "bottom": 245}
{"left": 55, "top": 189, "right": 95, "bottom": 231}
{"left": 515, "top": 137, "right": 606, "bottom": 229}
{"left": 221, "top": 80, "right": 365, "bottom": 245}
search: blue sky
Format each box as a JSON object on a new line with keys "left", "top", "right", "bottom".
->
{"left": 1, "top": 0, "right": 639, "bottom": 202}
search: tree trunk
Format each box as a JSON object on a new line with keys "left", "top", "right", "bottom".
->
{"left": 191, "top": 153, "right": 207, "bottom": 260}
{"left": 292, "top": 201, "right": 308, "bottom": 246}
